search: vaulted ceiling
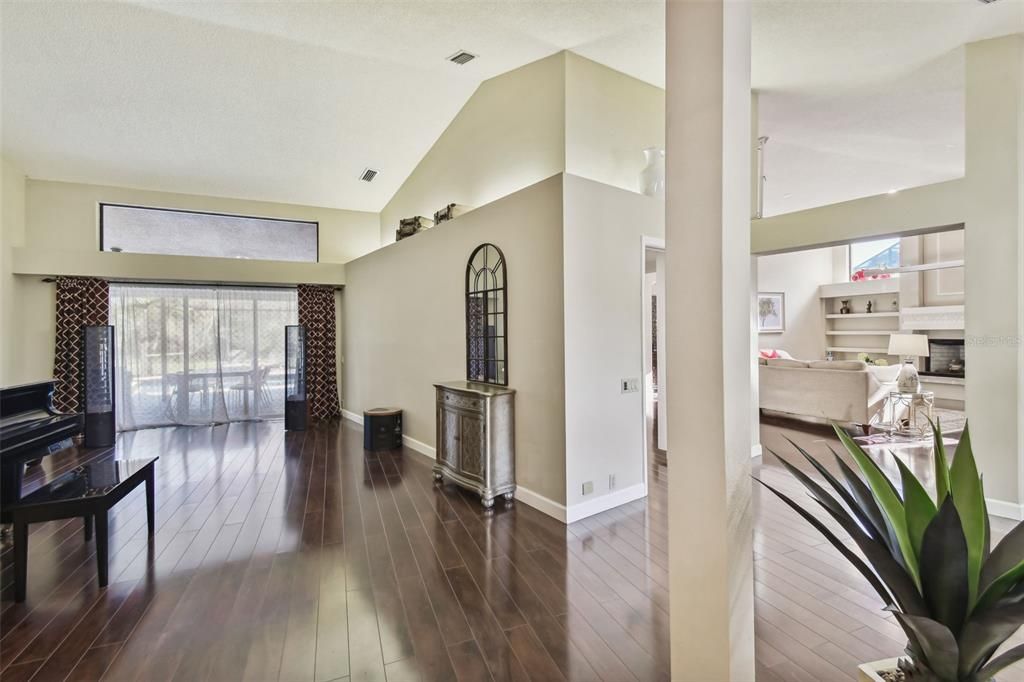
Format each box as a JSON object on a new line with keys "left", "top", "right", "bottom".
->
{"left": 2, "top": 1, "right": 1022, "bottom": 216}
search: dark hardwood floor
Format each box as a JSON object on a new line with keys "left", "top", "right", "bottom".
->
{"left": 1, "top": 416, "right": 1022, "bottom": 681}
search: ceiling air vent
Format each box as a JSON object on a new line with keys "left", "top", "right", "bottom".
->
{"left": 359, "top": 168, "right": 379, "bottom": 183}
{"left": 447, "top": 50, "right": 477, "bottom": 65}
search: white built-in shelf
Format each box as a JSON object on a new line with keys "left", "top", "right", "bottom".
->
{"left": 827, "top": 346, "right": 893, "bottom": 354}
{"left": 825, "top": 312, "right": 899, "bottom": 319}
{"left": 825, "top": 330, "right": 896, "bottom": 336}
{"left": 921, "top": 375, "right": 966, "bottom": 386}
{"left": 819, "top": 279, "right": 901, "bottom": 299}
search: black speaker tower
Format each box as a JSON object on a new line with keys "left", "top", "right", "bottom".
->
{"left": 83, "top": 325, "right": 116, "bottom": 447}
{"left": 285, "top": 325, "right": 307, "bottom": 431}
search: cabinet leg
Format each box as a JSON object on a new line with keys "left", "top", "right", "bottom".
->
{"left": 83, "top": 515, "right": 92, "bottom": 541}
{"left": 481, "top": 496, "right": 495, "bottom": 509}
{"left": 432, "top": 471, "right": 443, "bottom": 482}
{"left": 503, "top": 492, "right": 514, "bottom": 502}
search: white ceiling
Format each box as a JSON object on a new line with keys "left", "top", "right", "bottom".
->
{"left": 2, "top": 0, "right": 1022, "bottom": 215}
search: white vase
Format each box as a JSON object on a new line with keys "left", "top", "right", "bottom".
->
{"left": 639, "top": 147, "right": 665, "bottom": 198}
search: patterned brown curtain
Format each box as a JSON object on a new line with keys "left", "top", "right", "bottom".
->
{"left": 297, "top": 284, "right": 340, "bottom": 422}
{"left": 53, "top": 276, "right": 109, "bottom": 413}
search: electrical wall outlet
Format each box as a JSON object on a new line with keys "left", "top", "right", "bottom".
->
{"left": 582, "top": 480, "right": 594, "bottom": 495}
{"left": 620, "top": 377, "right": 640, "bottom": 393}
{"left": 609, "top": 473, "right": 616, "bottom": 490}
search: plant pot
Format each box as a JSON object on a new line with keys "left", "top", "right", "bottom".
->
{"left": 858, "top": 659, "right": 901, "bottom": 681}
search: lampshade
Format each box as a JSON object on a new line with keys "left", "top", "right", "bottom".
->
{"left": 888, "top": 333, "right": 930, "bottom": 357}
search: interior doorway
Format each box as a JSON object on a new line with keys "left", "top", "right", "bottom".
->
{"left": 641, "top": 238, "right": 666, "bottom": 481}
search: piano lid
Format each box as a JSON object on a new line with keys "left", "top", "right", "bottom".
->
{"left": 1, "top": 380, "right": 60, "bottom": 418}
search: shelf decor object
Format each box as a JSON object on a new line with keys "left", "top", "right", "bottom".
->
{"left": 284, "top": 325, "right": 307, "bottom": 431}
{"left": 639, "top": 147, "right": 665, "bottom": 198}
{"left": 888, "top": 333, "right": 930, "bottom": 393}
{"left": 83, "top": 325, "right": 115, "bottom": 448}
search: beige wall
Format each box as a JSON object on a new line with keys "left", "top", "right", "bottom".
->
{"left": 756, "top": 246, "right": 836, "bottom": 361}
{"left": 380, "top": 51, "right": 667, "bottom": 248}
{"left": 379, "top": 54, "right": 567, "bottom": 246}
{"left": 964, "top": 36, "right": 1023, "bottom": 507}
{"left": 1, "top": 156, "right": 31, "bottom": 385}
{"left": 564, "top": 53, "right": 665, "bottom": 195}
{"left": 3, "top": 178, "right": 379, "bottom": 386}
{"left": 343, "top": 175, "right": 567, "bottom": 505}
{"left": 562, "top": 174, "right": 663, "bottom": 510}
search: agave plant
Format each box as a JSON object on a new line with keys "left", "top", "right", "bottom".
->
{"left": 758, "top": 421, "right": 1024, "bottom": 681}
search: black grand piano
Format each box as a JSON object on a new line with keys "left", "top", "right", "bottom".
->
{"left": 1, "top": 381, "right": 82, "bottom": 518}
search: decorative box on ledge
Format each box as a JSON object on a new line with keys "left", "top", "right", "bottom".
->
{"left": 395, "top": 216, "right": 434, "bottom": 242}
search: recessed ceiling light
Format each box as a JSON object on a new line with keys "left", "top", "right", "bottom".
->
{"left": 887, "top": 188, "right": 900, "bottom": 194}
{"left": 359, "top": 168, "right": 380, "bottom": 183}
{"left": 447, "top": 50, "right": 477, "bottom": 65}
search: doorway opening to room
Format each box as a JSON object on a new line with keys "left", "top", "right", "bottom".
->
{"left": 641, "top": 239, "right": 666, "bottom": 488}
{"left": 755, "top": 225, "right": 966, "bottom": 442}
{"left": 110, "top": 283, "right": 298, "bottom": 431}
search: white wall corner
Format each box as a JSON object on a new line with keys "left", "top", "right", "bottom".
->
{"left": 515, "top": 487, "right": 568, "bottom": 523}
{"left": 402, "top": 434, "right": 436, "bottom": 459}
{"left": 565, "top": 482, "right": 647, "bottom": 524}
{"left": 341, "top": 408, "right": 364, "bottom": 425}
{"left": 986, "top": 498, "right": 1024, "bottom": 521}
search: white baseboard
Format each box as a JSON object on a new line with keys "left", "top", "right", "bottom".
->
{"left": 751, "top": 443, "right": 763, "bottom": 458}
{"left": 515, "top": 487, "right": 568, "bottom": 522}
{"left": 565, "top": 482, "right": 648, "bottom": 524}
{"left": 987, "top": 498, "right": 1024, "bottom": 521}
{"left": 402, "top": 435, "right": 435, "bottom": 459}
{"left": 341, "top": 409, "right": 565, "bottom": 522}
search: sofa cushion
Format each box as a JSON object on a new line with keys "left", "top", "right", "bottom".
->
{"left": 765, "top": 358, "right": 809, "bottom": 369}
{"left": 808, "top": 360, "right": 868, "bottom": 371}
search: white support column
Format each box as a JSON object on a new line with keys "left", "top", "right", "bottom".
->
{"left": 665, "top": 0, "right": 755, "bottom": 678}
{"left": 964, "top": 36, "right": 1024, "bottom": 515}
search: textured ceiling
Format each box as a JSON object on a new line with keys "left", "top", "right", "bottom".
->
{"left": 2, "top": 0, "right": 1022, "bottom": 215}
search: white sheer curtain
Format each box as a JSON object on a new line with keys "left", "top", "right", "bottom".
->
{"left": 110, "top": 284, "right": 298, "bottom": 431}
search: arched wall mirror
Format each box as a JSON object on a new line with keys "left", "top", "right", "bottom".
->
{"left": 466, "top": 243, "right": 508, "bottom": 385}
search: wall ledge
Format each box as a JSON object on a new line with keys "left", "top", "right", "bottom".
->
{"left": 11, "top": 246, "right": 345, "bottom": 287}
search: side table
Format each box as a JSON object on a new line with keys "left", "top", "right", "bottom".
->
{"left": 7, "top": 457, "right": 157, "bottom": 602}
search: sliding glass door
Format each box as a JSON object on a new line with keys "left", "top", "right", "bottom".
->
{"left": 110, "top": 284, "right": 298, "bottom": 430}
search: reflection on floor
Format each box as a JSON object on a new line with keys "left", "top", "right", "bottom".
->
{"left": 1, "top": 417, "right": 1020, "bottom": 681}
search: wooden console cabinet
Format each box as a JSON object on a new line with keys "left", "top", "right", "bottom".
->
{"left": 433, "top": 381, "right": 515, "bottom": 508}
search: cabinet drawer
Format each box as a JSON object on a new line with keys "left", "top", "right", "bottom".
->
{"left": 443, "top": 392, "right": 483, "bottom": 413}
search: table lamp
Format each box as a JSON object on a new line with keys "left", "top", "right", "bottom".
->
{"left": 888, "top": 333, "right": 930, "bottom": 393}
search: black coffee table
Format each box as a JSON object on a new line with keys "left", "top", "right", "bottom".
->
{"left": 8, "top": 457, "right": 157, "bottom": 602}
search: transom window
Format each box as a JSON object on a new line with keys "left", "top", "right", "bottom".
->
{"left": 850, "top": 237, "right": 900, "bottom": 279}
{"left": 100, "top": 204, "right": 318, "bottom": 262}
{"left": 466, "top": 243, "right": 508, "bottom": 385}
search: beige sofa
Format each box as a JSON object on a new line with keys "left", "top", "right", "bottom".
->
{"left": 758, "top": 358, "right": 900, "bottom": 429}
